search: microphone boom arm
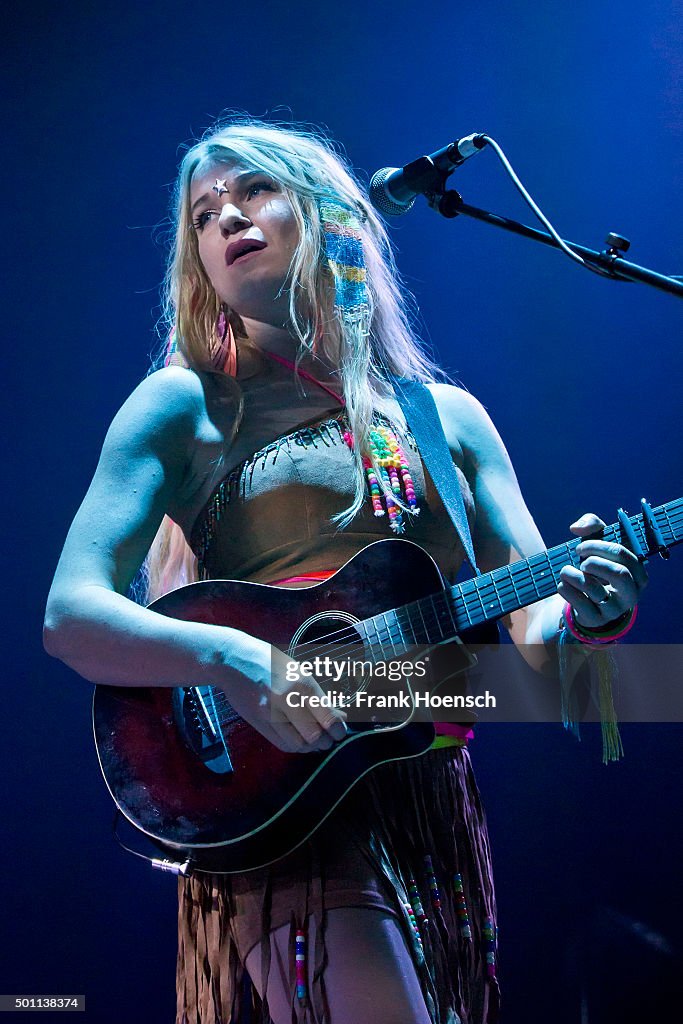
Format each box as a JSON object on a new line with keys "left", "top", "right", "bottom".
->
{"left": 433, "top": 189, "right": 683, "bottom": 298}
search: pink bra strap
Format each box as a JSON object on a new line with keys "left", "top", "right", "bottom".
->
{"left": 262, "top": 349, "right": 345, "bottom": 407}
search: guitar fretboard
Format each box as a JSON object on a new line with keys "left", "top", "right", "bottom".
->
{"left": 357, "top": 497, "right": 683, "bottom": 658}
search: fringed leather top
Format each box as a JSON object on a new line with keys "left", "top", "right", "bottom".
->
{"left": 189, "top": 402, "right": 475, "bottom": 587}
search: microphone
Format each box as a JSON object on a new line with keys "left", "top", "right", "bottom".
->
{"left": 369, "top": 134, "right": 488, "bottom": 217}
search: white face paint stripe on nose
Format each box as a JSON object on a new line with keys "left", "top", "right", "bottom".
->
{"left": 218, "top": 204, "right": 252, "bottom": 235}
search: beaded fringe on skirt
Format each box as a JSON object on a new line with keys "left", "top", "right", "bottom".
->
{"left": 176, "top": 745, "right": 499, "bottom": 1024}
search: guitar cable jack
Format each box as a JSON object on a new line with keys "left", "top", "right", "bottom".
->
{"left": 151, "top": 857, "right": 192, "bottom": 876}
{"left": 112, "top": 810, "right": 193, "bottom": 876}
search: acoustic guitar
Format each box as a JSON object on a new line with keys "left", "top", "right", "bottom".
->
{"left": 93, "top": 497, "right": 680, "bottom": 873}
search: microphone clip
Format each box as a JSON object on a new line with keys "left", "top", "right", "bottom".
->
{"left": 401, "top": 154, "right": 452, "bottom": 198}
{"left": 402, "top": 134, "right": 488, "bottom": 203}
{"left": 430, "top": 189, "right": 465, "bottom": 219}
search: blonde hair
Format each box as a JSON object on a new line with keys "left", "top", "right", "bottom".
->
{"left": 143, "top": 117, "right": 441, "bottom": 602}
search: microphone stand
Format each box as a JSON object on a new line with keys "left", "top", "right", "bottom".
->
{"left": 433, "top": 188, "right": 683, "bottom": 299}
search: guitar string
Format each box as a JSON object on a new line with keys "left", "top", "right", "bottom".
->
{"left": 200, "top": 505, "right": 683, "bottom": 720}
{"left": 206, "top": 684, "right": 232, "bottom": 759}
{"left": 205, "top": 503, "right": 683, "bottom": 705}
{"left": 209, "top": 501, "right": 683, "bottom": 677}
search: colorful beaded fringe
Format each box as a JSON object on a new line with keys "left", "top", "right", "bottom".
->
{"left": 295, "top": 928, "right": 307, "bottom": 1002}
{"left": 483, "top": 917, "right": 498, "bottom": 978}
{"left": 408, "top": 877, "right": 428, "bottom": 927}
{"left": 453, "top": 873, "right": 472, "bottom": 940}
{"left": 424, "top": 855, "right": 442, "bottom": 912}
{"left": 403, "top": 856, "right": 496, "bottom": 989}
{"left": 343, "top": 422, "right": 419, "bottom": 533}
{"left": 404, "top": 900, "right": 424, "bottom": 954}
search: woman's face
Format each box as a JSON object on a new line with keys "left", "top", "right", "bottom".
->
{"left": 189, "top": 163, "right": 299, "bottom": 327}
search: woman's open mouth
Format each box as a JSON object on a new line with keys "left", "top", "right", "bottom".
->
{"left": 225, "top": 239, "right": 268, "bottom": 265}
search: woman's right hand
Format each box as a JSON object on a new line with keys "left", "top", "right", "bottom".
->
{"left": 217, "top": 638, "right": 348, "bottom": 754}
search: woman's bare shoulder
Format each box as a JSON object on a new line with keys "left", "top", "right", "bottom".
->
{"left": 119, "top": 365, "right": 205, "bottom": 429}
{"left": 425, "top": 382, "right": 495, "bottom": 465}
{"left": 107, "top": 365, "right": 233, "bottom": 459}
{"left": 427, "top": 382, "right": 486, "bottom": 427}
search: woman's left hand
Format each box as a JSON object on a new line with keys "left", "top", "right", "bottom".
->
{"left": 558, "top": 512, "right": 649, "bottom": 629}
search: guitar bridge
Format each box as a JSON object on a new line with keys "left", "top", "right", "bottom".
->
{"left": 173, "top": 687, "right": 234, "bottom": 775}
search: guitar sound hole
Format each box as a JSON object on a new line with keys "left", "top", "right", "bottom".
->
{"left": 290, "top": 612, "right": 370, "bottom": 704}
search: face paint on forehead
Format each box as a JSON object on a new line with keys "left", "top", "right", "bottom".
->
{"left": 192, "top": 156, "right": 259, "bottom": 189}
{"left": 190, "top": 161, "right": 286, "bottom": 213}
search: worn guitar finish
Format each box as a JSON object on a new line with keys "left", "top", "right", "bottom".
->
{"left": 93, "top": 498, "right": 682, "bottom": 873}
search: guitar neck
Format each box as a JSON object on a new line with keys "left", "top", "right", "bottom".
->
{"left": 358, "top": 497, "right": 683, "bottom": 656}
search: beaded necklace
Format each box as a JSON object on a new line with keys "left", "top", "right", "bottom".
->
{"left": 262, "top": 350, "right": 419, "bottom": 534}
{"left": 342, "top": 422, "right": 418, "bottom": 533}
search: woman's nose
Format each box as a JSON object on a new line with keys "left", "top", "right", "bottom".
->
{"left": 218, "top": 204, "right": 251, "bottom": 236}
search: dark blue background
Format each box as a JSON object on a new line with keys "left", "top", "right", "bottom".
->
{"left": 3, "top": 1, "right": 682, "bottom": 1021}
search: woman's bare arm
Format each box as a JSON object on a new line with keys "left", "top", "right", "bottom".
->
{"left": 43, "top": 366, "right": 260, "bottom": 686}
{"left": 43, "top": 366, "right": 346, "bottom": 752}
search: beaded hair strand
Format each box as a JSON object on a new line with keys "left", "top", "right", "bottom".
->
{"left": 318, "top": 196, "right": 371, "bottom": 336}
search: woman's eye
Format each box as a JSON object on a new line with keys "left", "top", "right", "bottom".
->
{"left": 246, "top": 181, "right": 275, "bottom": 199}
{"left": 193, "top": 210, "right": 216, "bottom": 230}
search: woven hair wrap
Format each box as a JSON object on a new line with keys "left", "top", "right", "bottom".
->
{"left": 318, "top": 198, "right": 370, "bottom": 332}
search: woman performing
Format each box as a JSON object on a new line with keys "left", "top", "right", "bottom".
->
{"left": 43, "top": 119, "right": 647, "bottom": 1024}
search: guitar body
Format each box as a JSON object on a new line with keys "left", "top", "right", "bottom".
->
{"left": 94, "top": 540, "right": 488, "bottom": 873}
{"left": 93, "top": 494, "right": 682, "bottom": 872}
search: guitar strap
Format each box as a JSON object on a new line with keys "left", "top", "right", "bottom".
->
{"left": 391, "top": 378, "right": 480, "bottom": 576}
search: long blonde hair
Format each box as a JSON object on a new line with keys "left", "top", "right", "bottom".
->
{"left": 142, "top": 117, "right": 441, "bottom": 603}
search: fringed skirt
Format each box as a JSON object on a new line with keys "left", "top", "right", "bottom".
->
{"left": 177, "top": 744, "right": 499, "bottom": 1024}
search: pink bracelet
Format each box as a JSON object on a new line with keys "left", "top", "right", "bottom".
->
{"left": 563, "top": 602, "right": 637, "bottom": 645}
